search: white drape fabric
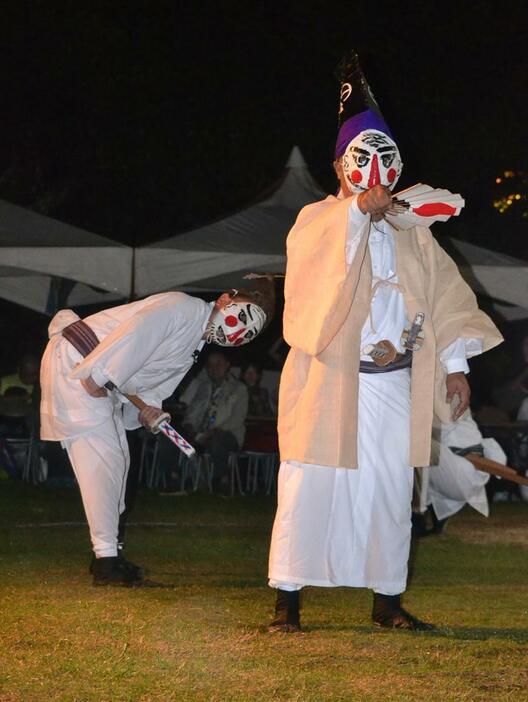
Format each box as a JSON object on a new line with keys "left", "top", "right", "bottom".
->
{"left": 269, "top": 369, "right": 413, "bottom": 595}
{"left": 349, "top": 209, "right": 482, "bottom": 369}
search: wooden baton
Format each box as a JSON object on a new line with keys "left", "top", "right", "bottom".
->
{"left": 464, "top": 453, "right": 528, "bottom": 486}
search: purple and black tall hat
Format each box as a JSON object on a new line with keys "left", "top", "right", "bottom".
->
{"left": 335, "top": 50, "right": 393, "bottom": 159}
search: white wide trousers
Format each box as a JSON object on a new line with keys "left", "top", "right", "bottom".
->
{"left": 269, "top": 369, "right": 413, "bottom": 595}
{"left": 63, "top": 407, "right": 130, "bottom": 558}
{"left": 425, "top": 437, "right": 504, "bottom": 520}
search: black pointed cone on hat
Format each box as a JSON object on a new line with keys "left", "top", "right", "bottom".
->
{"left": 336, "top": 50, "right": 383, "bottom": 127}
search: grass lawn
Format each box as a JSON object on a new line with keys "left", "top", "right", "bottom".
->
{"left": 0, "top": 479, "right": 527, "bottom": 702}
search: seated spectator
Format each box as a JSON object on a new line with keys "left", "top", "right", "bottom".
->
{"left": 492, "top": 334, "right": 528, "bottom": 418}
{"left": 0, "top": 358, "right": 39, "bottom": 478}
{"left": 0, "top": 356, "right": 39, "bottom": 440}
{"left": 0, "top": 354, "right": 39, "bottom": 399}
{"left": 515, "top": 399, "right": 528, "bottom": 502}
{"left": 0, "top": 386, "right": 32, "bottom": 434}
{"left": 240, "top": 362, "right": 274, "bottom": 418}
{"left": 181, "top": 351, "right": 248, "bottom": 490}
{"left": 517, "top": 396, "right": 528, "bottom": 422}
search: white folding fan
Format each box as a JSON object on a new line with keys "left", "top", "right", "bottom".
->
{"left": 385, "top": 183, "right": 465, "bottom": 230}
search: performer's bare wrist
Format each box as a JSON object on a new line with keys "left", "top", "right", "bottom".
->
{"left": 357, "top": 192, "right": 367, "bottom": 214}
{"left": 138, "top": 405, "right": 164, "bottom": 429}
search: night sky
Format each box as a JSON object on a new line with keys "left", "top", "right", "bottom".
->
{"left": 1, "top": 1, "right": 526, "bottom": 249}
{"left": 0, "top": 1, "right": 526, "bottom": 375}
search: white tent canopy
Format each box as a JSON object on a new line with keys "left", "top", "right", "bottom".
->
{"left": 135, "top": 141, "right": 528, "bottom": 320}
{"left": 0, "top": 199, "right": 132, "bottom": 314}
{"left": 135, "top": 146, "right": 326, "bottom": 295}
{"left": 1, "top": 160, "right": 527, "bottom": 323}
{"left": 446, "top": 237, "right": 528, "bottom": 320}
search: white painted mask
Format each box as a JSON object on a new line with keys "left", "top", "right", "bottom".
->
{"left": 206, "top": 300, "right": 266, "bottom": 347}
{"left": 341, "top": 129, "right": 402, "bottom": 193}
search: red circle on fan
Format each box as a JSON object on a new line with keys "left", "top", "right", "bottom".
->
{"left": 387, "top": 168, "right": 396, "bottom": 183}
{"left": 225, "top": 315, "right": 238, "bottom": 327}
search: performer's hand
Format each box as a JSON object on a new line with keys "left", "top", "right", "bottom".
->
{"left": 446, "top": 372, "right": 470, "bottom": 420}
{"left": 138, "top": 405, "right": 165, "bottom": 430}
{"left": 80, "top": 375, "right": 107, "bottom": 398}
{"left": 357, "top": 185, "right": 392, "bottom": 221}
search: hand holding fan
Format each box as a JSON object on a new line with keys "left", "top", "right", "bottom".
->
{"left": 385, "top": 183, "right": 465, "bottom": 230}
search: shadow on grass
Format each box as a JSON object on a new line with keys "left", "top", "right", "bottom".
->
{"left": 302, "top": 623, "right": 528, "bottom": 643}
{"left": 130, "top": 579, "right": 177, "bottom": 589}
{"left": 430, "top": 626, "right": 528, "bottom": 643}
{"left": 208, "top": 577, "right": 267, "bottom": 588}
{"left": 406, "top": 535, "right": 423, "bottom": 587}
{"left": 105, "top": 574, "right": 267, "bottom": 590}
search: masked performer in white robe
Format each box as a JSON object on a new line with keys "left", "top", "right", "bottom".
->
{"left": 41, "top": 284, "right": 273, "bottom": 586}
{"left": 267, "top": 51, "right": 503, "bottom": 631}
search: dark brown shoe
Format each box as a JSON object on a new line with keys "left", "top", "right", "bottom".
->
{"left": 372, "top": 593, "right": 435, "bottom": 631}
{"left": 268, "top": 589, "right": 302, "bottom": 633}
{"left": 89, "top": 552, "right": 147, "bottom": 579}
{"left": 91, "top": 556, "right": 143, "bottom": 587}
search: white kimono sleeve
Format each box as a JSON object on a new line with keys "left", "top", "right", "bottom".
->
{"left": 345, "top": 196, "right": 370, "bottom": 267}
{"left": 439, "top": 338, "right": 484, "bottom": 374}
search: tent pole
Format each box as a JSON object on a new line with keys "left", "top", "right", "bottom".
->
{"left": 129, "top": 247, "right": 136, "bottom": 302}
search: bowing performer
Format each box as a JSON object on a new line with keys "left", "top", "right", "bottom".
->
{"left": 267, "top": 51, "right": 502, "bottom": 631}
{"left": 40, "top": 283, "right": 273, "bottom": 586}
{"left": 413, "top": 412, "right": 508, "bottom": 534}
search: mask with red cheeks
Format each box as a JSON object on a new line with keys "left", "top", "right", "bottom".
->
{"left": 341, "top": 129, "right": 402, "bottom": 193}
{"left": 205, "top": 300, "right": 266, "bottom": 347}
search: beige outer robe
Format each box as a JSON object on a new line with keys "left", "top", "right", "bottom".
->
{"left": 278, "top": 195, "right": 503, "bottom": 469}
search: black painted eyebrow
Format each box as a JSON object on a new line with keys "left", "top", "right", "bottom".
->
{"left": 377, "top": 146, "right": 396, "bottom": 153}
{"left": 351, "top": 146, "right": 370, "bottom": 156}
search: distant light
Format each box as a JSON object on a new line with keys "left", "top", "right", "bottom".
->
{"left": 493, "top": 171, "right": 527, "bottom": 216}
